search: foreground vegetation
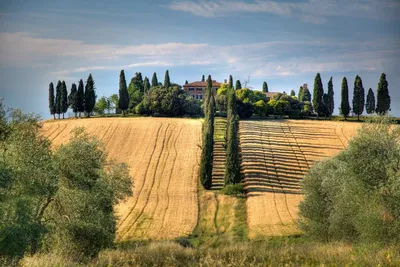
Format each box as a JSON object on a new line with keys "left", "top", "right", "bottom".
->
{"left": 19, "top": 239, "right": 400, "bottom": 266}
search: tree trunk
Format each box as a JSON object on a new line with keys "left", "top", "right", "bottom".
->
{"left": 53, "top": 114, "right": 55, "bottom": 119}
{"left": 62, "top": 113, "right": 64, "bottom": 119}
{"left": 58, "top": 114, "right": 60, "bottom": 119}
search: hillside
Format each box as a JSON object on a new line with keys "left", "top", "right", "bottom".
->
{"left": 42, "top": 117, "right": 202, "bottom": 240}
{"left": 42, "top": 117, "right": 360, "bottom": 240}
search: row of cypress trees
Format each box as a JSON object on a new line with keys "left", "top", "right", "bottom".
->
{"left": 339, "top": 73, "right": 390, "bottom": 120}
{"left": 312, "top": 73, "right": 390, "bottom": 120}
{"left": 48, "top": 74, "right": 96, "bottom": 119}
{"left": 200, "top": 75, "right": 215, "bottom": 189}
{"left": 224, "top": 75, "right": 241, "bottom": 185}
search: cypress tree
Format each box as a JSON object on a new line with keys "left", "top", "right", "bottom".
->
{"left": 84, "top": 73, "right": 96, "bottom": 117}
{"left": 327, "top": 77, "right": 334, "bottom": 117}
{"left": 376, "top": 73, "right": 391, "bottom": 115}
{"left": 48, "top": 82, "right": 55, "bottom": 119}
{"left": 235, "top": 80, "right": 242, "bottom": 90}
{"left": 61, "top": 81, "right": 68, "bottom": 119}
{"left": 199, "top": 75, "right": 215, "bottom": 190}
{"left": 118, "top": 70, "right": 129, "bottom": 116}
{"left": 76, "top": 79, "right": 85, "bottom": 118}
{"left": 151, "top": 72, "right": 158, "bottom": 87}
{"left": 55, "top": 80, "right": 62, "bottom": 119}
{"left": 262, "top": 81, "right": 268, "bottom": 93}
{"left": 366, "top": 88, "right": 376, "bottom": 114}
{"left": 303, "top": 87, "right": 311, "bottom": 102}
{"left": 313, "top": 73, "right": 324, "bottom": 117}
{"left": 201, "top": 75, "right": 205, "bottom": 82}
{"left": 290, "top": 90, "right": 296, "bottom": 97}
{"left": 68, "top": 83, "right": 78, "bottom": 117}
{"left": 143, "top": 76, "right": 150, "bottom": 93}
{"left": 164, "top": 70, "right": 171, "bottom": 88}
{"left": 185, "top": 80, "right": 188, "bottom": 85}
{"left": 340, "top": 77, "right": 350, "bottom": 119}
{"left": 229, "top": 75, "right": 233, "bottom": 89}
{"left": 352, "top": 75, "right": 365, "bottom": 121}
{"left": 298, "top": 86, "right": 304, "bottom": 101}
{"left": 224, "top": 85, "right": 241, "bottom": 185}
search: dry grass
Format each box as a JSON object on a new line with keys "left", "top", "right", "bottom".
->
{"left": 240, "top": 119, "right": 360, "bottom": 239}
{"left": 42, "top": 117, "right": 202, "bottom": 240}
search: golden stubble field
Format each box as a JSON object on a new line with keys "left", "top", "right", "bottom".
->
{"left": 239, "top": 119, "right": 360, "bottom": 239}
{"left": 42, "top": 117, "right": 202, "bottom": 240}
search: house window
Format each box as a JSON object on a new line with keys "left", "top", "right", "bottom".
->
{"left": 192, "top": 95, "right": 195, "bottom": 98}
{"left": 189, "top": 87, "right": 195, "bottom": 91}
{"left": 198, "top": 94, "right": 203, "bottom": 100}
{"left": 197, "top": 88, "right": 202, "bottom": 91}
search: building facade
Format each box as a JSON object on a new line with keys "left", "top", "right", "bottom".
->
{"left": 183, "top": 80, "right": 223, "bottom": 100}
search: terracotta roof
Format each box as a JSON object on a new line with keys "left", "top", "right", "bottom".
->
{"left": 265, "top": 92, "right": 280, "bottom": 98}
{"left": 183, "top": 81, "right": 223, "bottom": 87}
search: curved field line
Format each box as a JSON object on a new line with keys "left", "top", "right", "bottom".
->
{"left": 257, "top": 123, "right": 284, "bottom": 225}
{"left": 341, "top": 126, "right": 350, "bottom": 143}
{"left": 334, "top": 127, "right": 347, "bottom": 149}
{"left": 156, "top": 124, "right": 183, "bottom": 235}
{"left": 44, "top": 123, "right": 61, "bottom": 139}
{"left": 139, "top": 123, "right": 177, "bottom": 236}
{"left": 99, "top": 120, "right": 115, "bottom": 142}
{"left": 50, "top": 123, "right": 69, "bottom": 142}
{"left": 104, "top": 121, "right": 121, "bottom": 148}
{"left": 120, "top": 123, "right": 171, "bottom": 239}
{"left": 117, "top": 122, "right": 163, "bottom": 231}
{"left": 286, "top": 124, "right": 311, "bottom": 170}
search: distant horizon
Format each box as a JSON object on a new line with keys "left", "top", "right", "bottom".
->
{"left": 1, "top": 0, "right": 399, "bottom": 118}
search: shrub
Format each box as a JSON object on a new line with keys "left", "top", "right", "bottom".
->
{"left": 299, "top": 116, "right": 400, "bottom": 244}
{"left": 221, "top": 183, "right": 245, "bottom": 196}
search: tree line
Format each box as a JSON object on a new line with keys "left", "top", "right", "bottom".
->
{"left": 48, "top": 74, "right": 96, "bottom": 119}
{"left": 313, "top": 72, "right": 390, "bottom": 120}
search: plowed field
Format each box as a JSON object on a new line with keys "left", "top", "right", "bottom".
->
{"left": 240, "top": 119, "right": 360, "bottom": 238}
{"left": 42, "top": 117, "right": 202, "bottom": 240}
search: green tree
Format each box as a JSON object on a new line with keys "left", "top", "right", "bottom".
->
{"left": 299, "top": 117, "right": 400, "bottom": 243}
{"left": 84, "top": 74, "right": 96, "bottom": 117}
{"left": 229, "top": 75, "right": 233, "bottom": 89}
{"left": 48, "top": 82, "right": 55, "bottom": 119}
{"left": 143, "top": 76, "right": 150, "bottom": 93}
{"left": 68, "top": 83, "right": 78, "bottom": 117}
{"left": 109, "top": 94, "right": 119, "bottom": 113}
{"left": 76, "top": 79, "right": 85, "bottom": 118}
{"left": 235, "top": 80, "right": 242, "bottom": 90}
{"left": 132, "top": 72, "right": 144, "bottom": 93}
{"left": 151, "top": 72, "right": 158, "bottom": 87}
{"left": 352, "top": 75, "right": 365, "bottom": 121}
{"left": 118, "top": 70, "right": 129, "bottom": 116}
{"left": 61, "top": 81, "right": 68, "bottom": 119}
{"left": 366, "top": 88, "right": 375, "bottom": 114}
{"left": 55, "top": 80, "right": 62, "bottom": 119}
{"left": 185, "top": 80, "right": 188, "bottom": 85}
{"left": 164, "top": 70, "right": 171, "bottom": 88}
{"left": 262, "top": 81, "right": 268, "bottom": 93}
{"left": 340, "top": 77, "right": 350, "bottom": 119}
{"left": 327, "top": 77, "right": 334, "bottom": 117}
{"left": 303, "top": 87, "right": 311, "bottom": 102}
{"left": 199, "top": 75, "right": 215, "bottom": 190}
{"left": 313, "top": 73, "right": 324, "bottom": 117}
{"left": 298, "top": 86, "right": 304, "bottom": 101}
{"left": 224, "top": 86, "right": 241, "bottom": 185}
{"left": 201, "top": 75, "right": 205, "bottom": 82}
{"left": 290, "top": 90, "right": 296, "bottom": 97}
{"left": 376, "top": 73, "right": 391, "bottom": 115}
{"left": 127, "top": 73, "right": 144, "bottom": 111}
{"left": 94, "top": 96, "right": 109, "bottom": 115}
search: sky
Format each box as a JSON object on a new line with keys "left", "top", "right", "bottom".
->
{"left": 0, "top": 0, "right": 399, "bottom": 119}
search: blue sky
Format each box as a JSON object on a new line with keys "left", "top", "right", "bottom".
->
{"left": 1, "top": 0, "right": 399, "bottom": 119}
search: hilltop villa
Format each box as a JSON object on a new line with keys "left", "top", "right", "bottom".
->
{"left": 183, "top": 80, "right": 224, "bottom": 100}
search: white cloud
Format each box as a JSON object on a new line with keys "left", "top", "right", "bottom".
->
{"left": 165, "top": 0, "right": 400, "bottom": 23}
{"left": 0, "top": 32, "right": 398, "bottom": 79}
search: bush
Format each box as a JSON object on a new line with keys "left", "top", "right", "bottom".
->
{"left": 299, "top": 116, "right": 400, "bottom": 244}
{"left": 221, "top": 183, "right": 245, "bottom": 196}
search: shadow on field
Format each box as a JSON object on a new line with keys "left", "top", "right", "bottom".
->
{"left": 240, "top": 121, "right": 343, "bottom": 195}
